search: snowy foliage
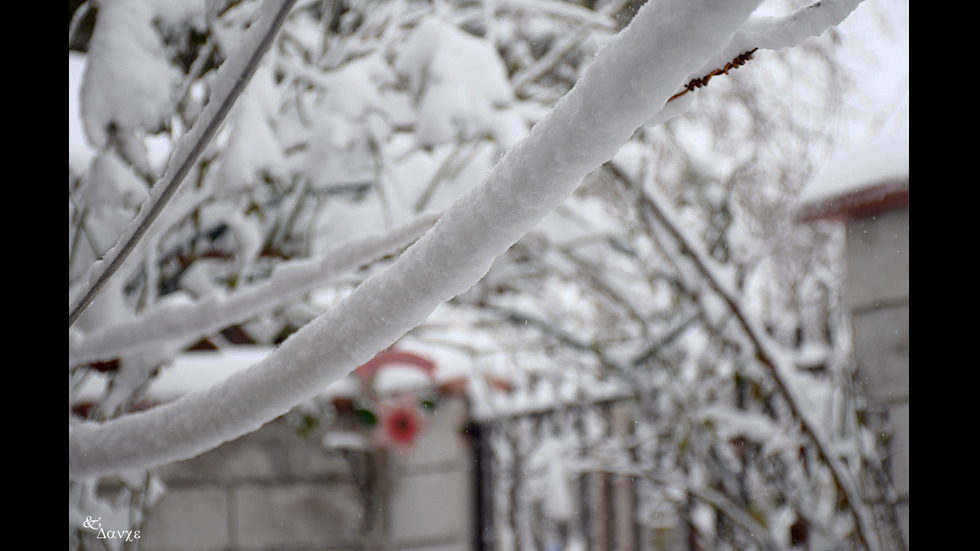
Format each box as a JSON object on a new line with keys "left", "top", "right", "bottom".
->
{"left": 69, "top": 0, "right": 903, "bottom": 549}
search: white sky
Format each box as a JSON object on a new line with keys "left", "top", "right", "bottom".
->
{"left": 834, "top": 0, "right": 910, "bottom": 142}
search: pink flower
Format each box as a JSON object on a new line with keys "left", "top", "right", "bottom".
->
{"left": 373, "top": 398, "right": 426, "bottom": 451}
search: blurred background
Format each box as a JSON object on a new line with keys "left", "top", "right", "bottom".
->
{"left": 69, "top": 0, "right": 908, "bottom": 549}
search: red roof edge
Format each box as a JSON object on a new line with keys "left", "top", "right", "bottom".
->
{"left": 797, "top": 176, "right": 909, "bottom": 223}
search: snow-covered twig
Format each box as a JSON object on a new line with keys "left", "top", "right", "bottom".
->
{"left": 741, "top": 0, "right": 864, "bottom": 52}
{"left": 511, "top": 0, "right": 628, "bottom": 95}
{"left": 69, "top": 213, "right": 438, "bottom": 367}
{"left": 634, "top": 177, "right": 882, "bottom": 551}
{"left": 693, "top": 0, "right": 863, "bottom": 84}
{"left": 68, "top": 0, "right": 298, "bottom": 328}
{"left": 663, "top": 475, "right": 781, "bottom": 551}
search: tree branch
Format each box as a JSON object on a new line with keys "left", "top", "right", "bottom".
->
{"left": 632, "top": 175, "right": 882, "bottom": 551}
{"left": 69, "top": 213, "right": 438, "bottom": 367}
{"left": 69, "top": 0, "right": 869, "bottom": 502}
{"left": 69, "top": 0, "right": 766, "bottom": 480}
{"left": 68, "top": 0, "right": 299, "bottom": 328}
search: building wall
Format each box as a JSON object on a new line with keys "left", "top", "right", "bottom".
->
{"left": 139, "top": 396, "right": 475, "bottom": 551}
{"left": 845, "top": 204, "right": 909, "bottom": 547}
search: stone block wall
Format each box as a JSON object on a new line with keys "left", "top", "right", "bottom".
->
{"left": 141, "top": 417, "right": 364, "bottom": 550}
{"left": 138, "top": 395, "right": 474, "bottom": 551}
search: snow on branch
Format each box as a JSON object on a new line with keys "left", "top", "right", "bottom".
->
{"left": 740, "top": 0, "right": 865, "bottom": 52}
{"left": 667, "top": 0, "right": 864, "bottom": 107}
{"left": 69, "top": 213, "right": 438, "bottom": 367}
{"left": 69, "top": 0, "right": 864, "bottom": 481}
{"left": 68, "top": 0, "right": 298, "bottom": 328}
{"left": 635, "top": 176, "right": 883, "bottom": 551}
{"left": 512, "top": 0, "right": 628, "bottom": 94}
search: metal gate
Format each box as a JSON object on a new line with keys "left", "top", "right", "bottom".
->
{"left": 473, "top": 397, "right": 691, "bottom": 551}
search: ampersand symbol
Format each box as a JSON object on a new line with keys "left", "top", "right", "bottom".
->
{"left": 83, "top": 516, "right": 102, "bottom": 530}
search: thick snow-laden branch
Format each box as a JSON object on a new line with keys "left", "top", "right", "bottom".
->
{"left": 70, "top": 0, "right": 865, "bottom": 480}
{"left": 70, "top": 0, "right": 764, "bottom": 479}
{"left": 69, "top": 213, "right": 438, "bottom": 367}
{"left": 68, "top": 0, "right": 298, "bottom": 328}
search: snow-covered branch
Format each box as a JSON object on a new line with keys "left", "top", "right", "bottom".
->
{"left": 68, "top": 0, "right": 298, "bottom": 328}
{"left": 69, "top": 213, "right": 438, "bottom": 367}
{"left": 69, "top": 0, "right": 872, "bottom": 493}
{"left": 511, "top": 0, "right": 627, "bottom": 94}
{"left": 671, "top": 0, "right": 864, "bottom": 107}
{"left": 70, "top": 0, "right": 766, "bottom": 479}
{"left": 634, "top": 172, "right": 883, "bottom": 551}
{"left": 742, "top": 0, "right": 865, "bottom": 52}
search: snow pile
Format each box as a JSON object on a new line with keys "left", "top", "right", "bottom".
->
{"left": 69, "top": 53, "right": 94, "bottom": 174}
{"left": 396, "top": 18, "right": 526, "bottom": 148}
{"left": 80, "top": 0, "right": 180, "bottom": 148}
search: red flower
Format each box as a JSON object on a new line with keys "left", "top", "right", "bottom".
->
{"left": 373, "top": 398, "right": 426, "bottom": 451}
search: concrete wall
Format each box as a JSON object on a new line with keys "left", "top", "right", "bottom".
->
{"left": 845, "top": 205, "right": 909, "bottom": 547}
{"left": 138, "top": 396, "right": 474, "bottom": 551}
{"left": 141, "top": 417, "right": 364, "bottom": 551}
